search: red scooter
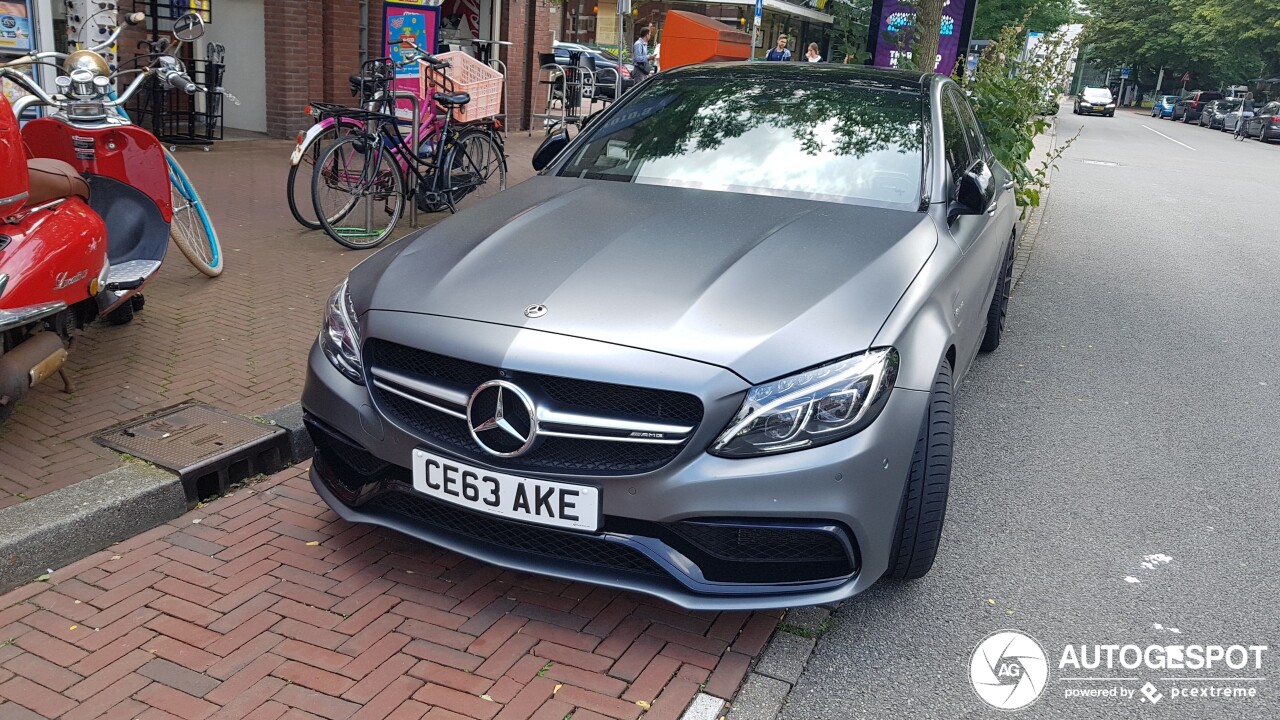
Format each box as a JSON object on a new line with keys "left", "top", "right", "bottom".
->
{"left": 0, "top": 13, "right": 206, "bottom": 423}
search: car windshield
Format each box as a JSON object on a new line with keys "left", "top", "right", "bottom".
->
{"left": 557, "top": 74, "right": 925, "bottom": 209}
{"left": 1083, "top": 89, "right": 1112, "bottom": 101}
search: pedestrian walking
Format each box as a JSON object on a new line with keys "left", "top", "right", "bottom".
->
{"left": 805, "top": 42, "right": 822, "bottom": 63}
{"left": 765, "top": 34, "right": 791, "bottom": 62}
{"left": 632, "top": 27, "right": 652, "bottom": 80}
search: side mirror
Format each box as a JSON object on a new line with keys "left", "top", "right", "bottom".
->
{"left": 173, "top": 13, "right": 205, "bottom": 42}
{"left": 947, "top": 170, "right": 990, "bottom": 222}
{"left": 532, "top": 128, "right": 570, "bottom": 171}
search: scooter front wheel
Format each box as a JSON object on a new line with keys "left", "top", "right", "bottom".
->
{"left": 166, "top": 152, "right": 224, "bottom": 277}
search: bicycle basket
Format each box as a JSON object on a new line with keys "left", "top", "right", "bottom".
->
{"left": 420, "top": 52, "right": 503, "bottom": 123}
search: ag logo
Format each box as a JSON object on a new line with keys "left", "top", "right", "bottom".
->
{"left": 970, "top": 630, "right": 1049, "bottom": 711}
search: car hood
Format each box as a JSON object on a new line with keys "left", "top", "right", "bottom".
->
{"left": 357, "top": 177, "right": 937, "bottom": 383}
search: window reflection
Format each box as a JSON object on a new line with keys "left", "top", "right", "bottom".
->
{"left": 559, "top": 71, "right": 924, "bottom": 208}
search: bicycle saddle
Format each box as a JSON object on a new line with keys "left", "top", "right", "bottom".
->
{"left": 434, "top": 91, "right": 470, "bottom": 106}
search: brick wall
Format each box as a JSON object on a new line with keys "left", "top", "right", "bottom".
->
{"left": 503, "top": 0, "right": 555, "bottom": 131}
{"left": 262, "top": 0, "right": 551, "bottom": 137}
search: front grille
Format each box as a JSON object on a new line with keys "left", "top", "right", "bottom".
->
{"left": 608, "top": 516, "right": 858, "bottom": 584}
{"left": 667, "top": 522, "right": 850, "bottom": 563}
{"left": 367, "top": 488, "right": 670, "bottom": 577}
{"left": 365, "top": 340, "right": 704, "bottom": 475}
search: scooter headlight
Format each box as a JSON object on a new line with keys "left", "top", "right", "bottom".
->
{"left": 320, "top": 279, "right": 364, "bottom": 384}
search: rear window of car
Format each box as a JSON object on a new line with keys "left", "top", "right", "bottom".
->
{"left": 557, "top": 74, "right": 925, "bottom": 209}
{"left": 1163, "top": 96, "right": 1179, "bottom": 104}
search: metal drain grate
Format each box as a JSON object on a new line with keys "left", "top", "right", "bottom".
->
{"left": 95, "top": 403, "right": 291, "bottom": 503}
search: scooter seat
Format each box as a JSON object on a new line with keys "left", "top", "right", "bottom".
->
{"left": 25, "top": 158, "right": 89, "bottom": 208}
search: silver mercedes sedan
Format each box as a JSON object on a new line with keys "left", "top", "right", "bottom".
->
{"left": 302, "top": 63, "right": 1018, "bottom": 610}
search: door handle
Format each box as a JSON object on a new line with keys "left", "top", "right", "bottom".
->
{"left": 1002, "top": 181, "right": 1015, "bottom": 191}
{"left": 986, "top": 203, "right": 999, "bottom": 216}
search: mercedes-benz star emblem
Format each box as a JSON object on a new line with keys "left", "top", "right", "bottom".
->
{"left": 467, "top": 380, "right": 539, "bottom": 457}
{"left": 524, "top": 304, "right": 547, "bottom": 318}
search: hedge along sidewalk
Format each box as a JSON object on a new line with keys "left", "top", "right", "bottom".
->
{"left": 1013, "top": 117, "right": 1061, "bottom": 289}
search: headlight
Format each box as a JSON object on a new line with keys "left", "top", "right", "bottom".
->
{"left": 320, "top": 279, "right": 364, "bottom": 384}
{"left": 710, "top": 348, "right": 899, "bottom": 458}
{"left": 1106, "top": 103, "right": 1115, "bottom": 108}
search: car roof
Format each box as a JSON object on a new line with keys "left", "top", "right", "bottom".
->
{"left": 661, "top": 62, "right": 931, "bottom": 94}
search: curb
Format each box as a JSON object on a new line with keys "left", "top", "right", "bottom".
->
{"left": 724, "top": 605, "right": 833, "bottom": 720}
{"left": 0, "top": 400, "right": 313, "bottom": 594}
{"left": 0, "top": 463, "right": 185, "bottom": 593}
{"left": 1012, "top": 118, "right": 1060, "bottom": 290}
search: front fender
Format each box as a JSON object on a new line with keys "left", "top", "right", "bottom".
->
{"left": 872, "top": 218, "right": 963, "bottom": 391}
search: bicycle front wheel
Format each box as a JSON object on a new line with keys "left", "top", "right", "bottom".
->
{"left": 288, "top": 119, "right": 363, "bottom": 229}
{"left": 444, "top": 129, "right": 507, "bottom": 210}
{"left": 312, "top": 134, "right": 405, "bottom": 250}
{"left": 167, "top": 152, "right": 224, "bottom": 277}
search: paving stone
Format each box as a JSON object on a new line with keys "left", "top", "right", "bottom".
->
{"left": 753, "top": 632, "right": 814, "bottom": 685}
{"left": 726, "top": 674, "right": 791, "bottom": 720}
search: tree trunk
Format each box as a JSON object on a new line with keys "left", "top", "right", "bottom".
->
{"left": 913, "top": 0, "right": 945, "bottom": 72}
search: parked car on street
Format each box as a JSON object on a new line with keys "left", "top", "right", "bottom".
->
{"left": 1074, "top": 87, "right": 1115, "bottom": 116}
{"left": 302, "top": 63, "right": 1019, "bottom": 610}
{"left": 1243, "top": 101, "right": 1280, "bottom": 142}
{"left": 1219, "top": 101, "right": 1255, "bottom": 132}
{"left": 1198, "top": 99, "right": 1237, "bottom": 128}
{"left": 1174, "top": 90, "right": 1222, "bottom": 122}
{"left": 1151, "top": 95, "right": 1179, "bottom": 118}
{"left": 553, "top": 42, "right": 634, "bottom": 100}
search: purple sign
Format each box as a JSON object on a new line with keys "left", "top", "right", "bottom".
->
{"left": 869, "top": 0, "right": 971, "bottom": 76}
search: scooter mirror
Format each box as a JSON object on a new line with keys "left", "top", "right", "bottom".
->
{"left": 173, "top": 13, "right": 205, "bottom": 42}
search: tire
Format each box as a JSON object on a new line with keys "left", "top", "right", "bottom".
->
{"left": 130, "top": 294, "right": 145, "bottom": 312}
{"left": 886, "top": 359, "right": 954, "bottom": 581}
{"left": 443, "top": 129, "right": 507, "bottom": 211}
{"left": 312, "top": 134, "right": 405, "bottom": 250}
{"left": 288, "top": 120, "right": 362, "bottom": 230}
{"left": 980, "top": 237, "right": 1015, "bottom": 353}
{"left": 106, "top": 300, "right": 134, "bottom": 326}
{"left": 166, "top": 153, "right": 224, "bottom": 277}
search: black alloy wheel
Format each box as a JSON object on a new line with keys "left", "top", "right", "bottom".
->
{"left": 886, "top": 359, "right": 954, "bottom": 581}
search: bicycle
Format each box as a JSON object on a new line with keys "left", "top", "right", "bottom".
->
{"left": 113, "top": 35, "right": 224, "bottom": 277}
{"left": 287, "top": 55, "right": 403, "bottom": 230}
{"left": 308, "top": 56, "right": 506, "bottom": 250}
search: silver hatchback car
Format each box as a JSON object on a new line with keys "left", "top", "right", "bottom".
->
{"left": 302, "top": 64, "right": 1017, "bottom": 610}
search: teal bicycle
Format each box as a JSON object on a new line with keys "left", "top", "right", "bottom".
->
{"left": 111, "top": 43, "right": 223, "bottom": 276}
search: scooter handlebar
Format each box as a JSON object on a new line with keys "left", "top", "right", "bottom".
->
{"left": 168, "top": 73, "right": 200, "bottom": 94}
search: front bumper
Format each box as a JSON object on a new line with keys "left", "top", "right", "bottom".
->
{"left": 301, "top": 319, "right": 930, "bottom": 610}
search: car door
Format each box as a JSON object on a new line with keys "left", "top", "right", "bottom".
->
{"left": 941, "top": 86, "right": 1003, "bottom": 369}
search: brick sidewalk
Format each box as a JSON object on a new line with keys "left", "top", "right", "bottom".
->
{"left": 0, "top": 134, "right": 545, "bottom": 508}
{"left": 0, "top": 465, "right": 776, "bottom": 720}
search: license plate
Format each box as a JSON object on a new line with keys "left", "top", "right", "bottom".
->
{"left": 411, "top": 449, "right": 600, "bottom": 532}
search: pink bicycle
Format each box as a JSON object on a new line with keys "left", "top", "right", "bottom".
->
{"left": 287, "top": 44, "right": 502, "bottom": 232}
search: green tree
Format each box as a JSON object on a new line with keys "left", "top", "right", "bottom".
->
{"left": 973, "top": 0, "right": 1076, "bottom": 40}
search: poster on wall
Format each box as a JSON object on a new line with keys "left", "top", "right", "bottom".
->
{"left": 0, "top": 0, "right": 34, "bottom": 52}
{"left": 864, "top": 0, "right": 975, "bottom": 77}
{"left": 162, "top": 0, "right": 212, "bottom": 22}
{"left": 384, "top": 3, "right": 439, "bottom": 118}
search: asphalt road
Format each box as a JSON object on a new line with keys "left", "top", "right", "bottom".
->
{"left": 780, "top": 108, "right": 1280, "bottom": 719}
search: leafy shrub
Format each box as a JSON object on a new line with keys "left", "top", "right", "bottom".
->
{"left": 956, "top": 17, "right": 1077, "bottom": 211}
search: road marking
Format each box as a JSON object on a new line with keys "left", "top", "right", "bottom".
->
{"left": 1082, "top": 159, "right": 1119, "bottom": 166}
{"left": 1142, "top": 124, "right": 1196, "bottom": 151}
